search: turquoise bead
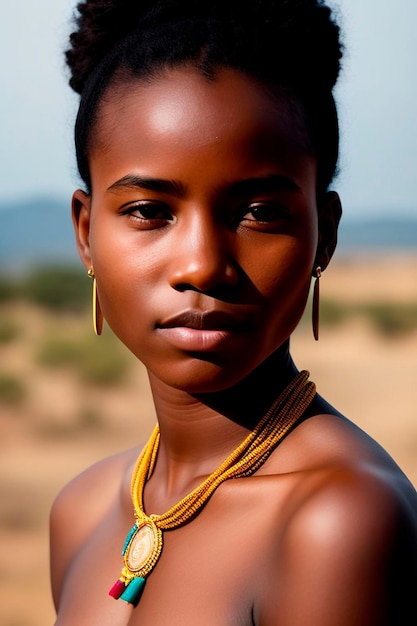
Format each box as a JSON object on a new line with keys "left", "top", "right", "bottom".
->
{"left": 122, "top": 524, "right": 138, "bottom": 556}
{"left": 120, "top": 577, "right": 146, "bottom": 606}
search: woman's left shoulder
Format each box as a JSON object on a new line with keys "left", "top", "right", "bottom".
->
{"left": 291, "top": 459, "right": 416, "bottom": 543}
{"left": 255, "top": 458, "right": 417, "bottom": 625}
{"left": 257, "top": 408, "right": 417, "bottom": 581}
{"left": 287, "top": 411, "right": 417, "bottom": 530}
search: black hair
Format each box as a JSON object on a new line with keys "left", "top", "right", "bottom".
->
{"left": 66, "top": 0, "right": 344, "bottom": 197}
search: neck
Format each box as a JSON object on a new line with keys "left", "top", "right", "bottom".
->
{"left": 145, "top": 343, "right": 298, "bottom": 502}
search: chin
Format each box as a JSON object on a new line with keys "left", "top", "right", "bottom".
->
{"left": 148, "top": 355, "right": 260, "bottom": 394}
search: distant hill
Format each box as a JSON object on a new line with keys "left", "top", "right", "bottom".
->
{"left": 337, "top": 215, "right": 417, "bottom": 253}
{"left": 0, "top": 197, "right": 79, "bottom": 273}
{"left": 0, "top": 196, "right": 416, "bottom": 274}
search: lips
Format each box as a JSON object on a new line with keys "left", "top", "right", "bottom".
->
{"left": 156, "top": 309, "right": 250, "bottom": 352}
{"left": 158, "top": 309, "right": 247, "bottom": 331}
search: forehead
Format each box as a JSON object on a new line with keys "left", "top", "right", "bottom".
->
{"left": 90, "top": 66, "right": 315, "bottom": 188}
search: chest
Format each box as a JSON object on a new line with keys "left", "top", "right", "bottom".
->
{"left": 56, "top": 478, "right": 290, "bottom": 625}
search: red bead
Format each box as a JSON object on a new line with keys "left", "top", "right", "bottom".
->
{"left": 108, "top": 579, "right": 126, "bottom": 599}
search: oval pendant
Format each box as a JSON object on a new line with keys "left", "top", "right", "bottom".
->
{"left": 124, "top": 519, "right": 163, "bottom": 578}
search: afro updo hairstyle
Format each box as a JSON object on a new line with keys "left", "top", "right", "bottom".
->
{"left": 66, "top": 0, "right": 344, "bottom": 197}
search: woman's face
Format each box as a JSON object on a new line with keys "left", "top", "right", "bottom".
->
{"left": 73, "top": 67, "right": 336, "bottom": 393}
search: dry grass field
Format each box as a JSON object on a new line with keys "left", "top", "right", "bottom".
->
{"left": 0, "top": 253, "right": 416, "bottom": 626}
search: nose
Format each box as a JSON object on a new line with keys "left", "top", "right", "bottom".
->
{"left": 168, "top": 212, "right": 240, "bottom": 293}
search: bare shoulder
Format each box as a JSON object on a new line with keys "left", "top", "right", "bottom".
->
{"left": 256, "top": 413, "right": 417, "bottom": 625}
{"left": 283, "top": 412, "right": 417, "bottom": 558}
{"left": 50, "top": 446, "right": 139, "bottom": 533}
{"left": 287, "top": 460, "right": 416, "bottom": 553}
{"left": 49, "top": 446, "right": 139, "bottom": 607}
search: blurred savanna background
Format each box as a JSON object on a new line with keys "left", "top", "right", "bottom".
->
{"left": 1, "top": 1, "right": 417, "bottom": 624}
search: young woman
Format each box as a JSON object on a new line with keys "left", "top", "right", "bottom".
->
{"left": 50, "top": 1, "right": 417, "bottom": 624}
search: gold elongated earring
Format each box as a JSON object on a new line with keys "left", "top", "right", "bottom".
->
{"left": 87, "top": 268, "right": 103, "bottom": 336}
{"left": 312, "top": 266, "right": 321, "bottom": 341}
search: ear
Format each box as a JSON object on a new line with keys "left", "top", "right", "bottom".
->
{"left": 72, "top": 189, "right": 92, "bottom": 270}
{"left": 314, "top": 191, "right": 342, "bottom": 272}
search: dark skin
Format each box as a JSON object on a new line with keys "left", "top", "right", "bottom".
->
{"left": 50, "top": 67, "right": 417, "bottom": 625}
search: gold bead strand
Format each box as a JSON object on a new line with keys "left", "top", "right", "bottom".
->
{"left": 131, "top": 371, "right": 315, "bottom": 530}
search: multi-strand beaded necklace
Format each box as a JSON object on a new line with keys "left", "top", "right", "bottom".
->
{"left": 109, "top": 370, "right": 315, "bottom": 607}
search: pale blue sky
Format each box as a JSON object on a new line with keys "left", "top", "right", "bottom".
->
{"left": 1, "top": 0, "right": 416, "bottom": 218}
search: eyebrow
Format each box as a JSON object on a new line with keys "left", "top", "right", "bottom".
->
{"left": 227, "top": 175, "right": 300, "bottom": 196}
{"left": 106, "top": 173, "right": 299, "bottom": 197}
{"left": 106, "top": 174, "right": 186, "bottom": 197}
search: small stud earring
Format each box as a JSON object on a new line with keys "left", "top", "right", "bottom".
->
{"left": 87, "top": 267, "right": 103, "bottom": 336}
{"left": 312, "top": 266, "right": 321, "bottom": 341}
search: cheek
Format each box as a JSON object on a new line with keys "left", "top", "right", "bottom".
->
{"left": 251, "top": 224, "right": 317, "bottom": 339}
{"left": 94, "top": 271, "right": 160, "bottom": 371}
{"left": 267, "top": 256, "right": 313, "bottom": 332}
{"left": 88, "top": 223, "right": 154, "bottom": 341}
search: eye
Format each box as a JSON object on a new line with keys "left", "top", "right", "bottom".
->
{"left": 241, "top": 202, "right": 288, "bottom": 224}
{"left": 120, "top": 201, "right": 173, "bottom": 227}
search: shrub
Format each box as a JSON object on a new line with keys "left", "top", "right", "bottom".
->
{"left": 360, "top": 302, "right": 417, "bottom": 337}
{"left": 319, "top": 298, "right": 348, "bottom": 327}
{"left": 36, "top": 336, "right": 81, "bottom": 368}
{"left": 78, "top": 336, "right": 130, "bottom": 385}
{"left": 0, "top": 276, "right": 19, "bottom": 302}
{"left": 0, "top": 373, "right": 26, "bottom": 406}
{"left": 0, "top": 316, "right": 21, "bottom": 344}
{"left": 36, "top": 331, "right": 130, "bottom": 386}
{"left": 24, "top": 265, "right": 89, "bottom": 312}
{"left": 78, "top": 407, "right": 103, "bottom": 430}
